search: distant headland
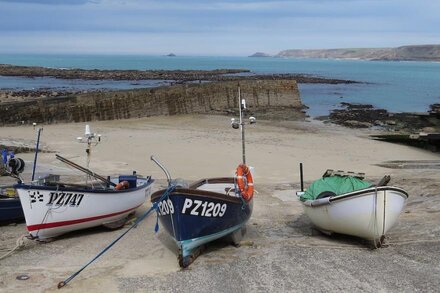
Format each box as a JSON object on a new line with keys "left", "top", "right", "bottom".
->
{"left": 276, "top": 44, "right": 440, "bottom": 61}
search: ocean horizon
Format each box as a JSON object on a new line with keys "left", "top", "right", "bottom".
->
{"left": 1, "top": 53, "right": 439, "bottom": 117}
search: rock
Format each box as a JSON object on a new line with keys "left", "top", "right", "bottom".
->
{"left": 374, "top": 120, "right": 384, "bottom": 126}
{"left": 422, "top": 127, "right": 437, "bottom": 133}
{"left": 329, "top": 102, "right": 440, "bottom": 133}
{"left": 0, "top": 65, "right": 360, "bottom": 84}
{"left": 249, "top": 52, "right": 271, "bottom": 57}
{"left": 0, "top": 64, "right": 249, "bottom": 81}
{"left": 343, "top": 120, "right": 373, "bottom": 128}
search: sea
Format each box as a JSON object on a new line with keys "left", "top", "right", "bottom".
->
{"left": 1, "top": 54, "right": 439, "bottom": 117}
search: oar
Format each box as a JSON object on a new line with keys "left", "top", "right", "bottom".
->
{"left": 55, "top": 154, "right": 116, "bottom": 187}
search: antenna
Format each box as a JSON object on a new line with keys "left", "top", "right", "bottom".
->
{"left": 31, "top": 123, "right": 43, "bottom": 181}
{"left": 77, "top": 124, "right": 101, "bottom": 183}
{"left": 231, "top": 85, "right": 257, "bottom": 165}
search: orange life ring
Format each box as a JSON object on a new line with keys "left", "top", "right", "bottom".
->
{"left": 115, "top": 180, "right": 130, "bottom": 190}
{"left": 236, "top": 164, "right": 254, "bottom": 201}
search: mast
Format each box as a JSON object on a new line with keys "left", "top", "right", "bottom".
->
{"left": 238, "top": 86, "right": 246, "bottom": 165}
{"left": 231, "top": 85, "right": 256, "bottom": 165}
{"left": 77, "top": 125, "right": 101, "bottom": 184}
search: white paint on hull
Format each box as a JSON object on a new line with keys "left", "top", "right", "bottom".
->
{"left": 17, "top": 179, "right": 153, "bottom": 239}
{"left": 302, "top": 187, "right": 408, "bottom": 240}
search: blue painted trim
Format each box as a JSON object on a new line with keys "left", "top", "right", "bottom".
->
{"left": 178, "top": 223, "right": 245, "bottom": 258}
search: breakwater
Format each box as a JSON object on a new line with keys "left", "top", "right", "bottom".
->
{"left": 0, "top": 79, "right": 302, "bottom": 125}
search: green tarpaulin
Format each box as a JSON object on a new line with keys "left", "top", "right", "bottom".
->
{"left": 301, "top": 176, "right": 372, "bottom": 201}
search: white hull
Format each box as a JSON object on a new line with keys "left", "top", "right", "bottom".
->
{"left": 302, "top": 187, "right": 408, "bottom": 240}
{"left": 16, "top": 178, "right": 153, "bottom": 239}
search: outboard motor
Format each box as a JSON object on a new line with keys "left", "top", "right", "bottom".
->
{"left": 8, "top": 157, "right": 25, "bottom": 175}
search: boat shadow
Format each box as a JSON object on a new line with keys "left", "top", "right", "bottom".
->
{"left": 0, "top": 218, "right": 25, "bottom": 226}
{"left": 287, "top": 214, "right": 373, "bottom": 249}
{"left": 49, "top": 225, "right": 119, "bottom": 242}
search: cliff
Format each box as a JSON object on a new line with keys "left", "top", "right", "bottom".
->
{"left": 0, "top": 80, "right": 302, "bottom": 125}
{"left": 277, "top": 45, "right": 440, "bottom": 61}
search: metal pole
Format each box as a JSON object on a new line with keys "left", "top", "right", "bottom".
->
{"left": 55, "top": 154, "right": 116, "bottom": 186}
{"left": 151, "top": 155, "right": 172, "bottom": 186}
{"left": 300, "top": 163, "right": 304, "bottom": 192}
{"left": 31, "top": 128, "right": 42, "bottom": 181}
{"left": 85, "top": 138, "right": 91, "bottom": 184}
{"left": 238, "top": 86, "right": 246, "bottom": 165}
{"left": 86, "top": 138, "right": 91, "bottom": 170}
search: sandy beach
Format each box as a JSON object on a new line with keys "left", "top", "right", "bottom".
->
{"left": 0, "top": 115, "right": 439, "bottom": 292}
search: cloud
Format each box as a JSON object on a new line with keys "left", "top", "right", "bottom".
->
{"left": 0, "top": 0, "right": 439, "bottom": 55}
{"left": 0, "top": 0, "right": 97, "bottom": 5}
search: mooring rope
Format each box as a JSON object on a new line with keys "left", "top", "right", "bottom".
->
{"left": 0, "top": 234, "right": 27, "bottom": 260}
{"left": 57, "top": 184, "right": 176, "bottom": 289}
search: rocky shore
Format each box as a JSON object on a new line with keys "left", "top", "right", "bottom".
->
{"left": 0, "top": 64, "right": 248, "bottom": 81}
{"left": 0, "top": 64, "right": 359, "bottom": 84}
{"left": 323, "top": 103, "right": 440, "bottom": 151}
{"left": 325, "top": 102, "right": 440, "bottom": 131}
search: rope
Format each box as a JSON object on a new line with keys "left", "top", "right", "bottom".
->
{"left": 0, "top": 235, "right": 27, "bottom": 260}
{"left": 57, "top": 184, "right": 176, "bottom": 289}
{"left": 36, "top": 184, "right": 64, "bottom": 239}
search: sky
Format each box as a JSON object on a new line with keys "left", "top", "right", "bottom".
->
{"left": 0, "top": 0, "right": 439, "bottom": 56}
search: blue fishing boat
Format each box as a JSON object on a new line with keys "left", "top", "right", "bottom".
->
{"left": 1, "top": 150, "right": 26, "bottom": 224}
{"left": 0, "top": 188, "right": 24, "bottom": 224}
{"left": 151, "top": 87, "right": 256, "bottom": 267}
{"left": 0, "top": 197, "right": 24, "bottom": 223}
{"left": 151, "top": 175, "right": 253, "bottom": 267}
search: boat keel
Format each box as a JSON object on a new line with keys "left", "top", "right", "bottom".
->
{"left": 225, "top": 227, "right": 246, "bottom": 247}
{"left": 372, "top": 235, "right": 386, "bottom": 249}
{"left": 178, "top": 244, "right": 206, "bottom": 268}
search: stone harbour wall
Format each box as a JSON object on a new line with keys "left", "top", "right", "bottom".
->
{"left": 0, "top": 80, "right": 302, "bottom": 125}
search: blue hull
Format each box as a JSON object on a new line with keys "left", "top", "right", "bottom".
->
{"left": 0, "top": 197, "right": 24, "bottom": 223}
{"left": 151, "top": 178, "right": 253, "bottom": 264}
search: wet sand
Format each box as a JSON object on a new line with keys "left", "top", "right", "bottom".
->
{"left": 0, "top": 115, "right": 439, "bottom": 292}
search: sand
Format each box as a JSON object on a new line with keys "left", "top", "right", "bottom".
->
{"left": 0, "top": 115, "right": 439, "bottom": 292}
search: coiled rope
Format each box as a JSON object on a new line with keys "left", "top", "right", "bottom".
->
{"left": 57, "top": 184, "right": 176, "bottom": 289}
{"left": 0, "top": 234, "right": 28, "bottom": 260}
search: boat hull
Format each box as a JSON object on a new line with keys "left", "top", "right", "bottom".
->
{"left": 15, "top": 178, "right": 154, "bottom": 239}
{"left": 302, "top": 186, "right": 408, "bottom": 240}
{"left": 151, "top": 178, "right": 253, "bottom": 260}
{"left": 0, "top": 197, "right": 24, "bottom": 223}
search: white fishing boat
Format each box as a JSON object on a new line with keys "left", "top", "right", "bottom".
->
{"left": 297, "top": 170, "right": 408, "bottom": 246}
{"left": 14, "top": 125, "right": 154, "bottom": 240}
{"left": 15, "top": 174, "right": 154, "bottom": 240}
